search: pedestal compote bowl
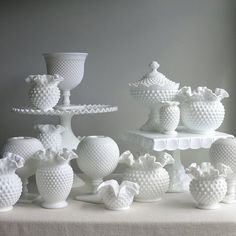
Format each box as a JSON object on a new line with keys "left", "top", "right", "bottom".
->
{"left": 129, "top": 61, "right": 180, "bottom": 132}
{"left": 43, "top": 52, "right": 88, "bottom": 107}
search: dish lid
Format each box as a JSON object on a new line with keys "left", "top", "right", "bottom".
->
{"left": 129, "top": 61, "right": 179, "bottom": 90}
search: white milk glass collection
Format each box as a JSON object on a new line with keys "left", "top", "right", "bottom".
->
{"left": 1, "top": 55, "right": 234, "bottom": 213}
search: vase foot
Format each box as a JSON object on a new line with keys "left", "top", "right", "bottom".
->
{"left": 0, "top": 206, "right": 13, "bottom": 212}
{"left": 135, "top": 198, "right": 161, "bottom": 202}
{"left": 106, "top": 206, "right": 130, "bottom": 211}
{"left": 75, "top": 193, "right": 102, "bottom": 204}
{"left": 222, "top": 194, "right": 236, "bottom": 204}
{"left": 162, "top": 131, "right": 177, "bottom": 136}
{"left": 19, "top": 193, "right": 40, "bottom": 204}
{"left": 197, "top": 203, "right": 220, "bottom": 210}
{"left": 41, "top": 201, "right": 68, "bottom": 209}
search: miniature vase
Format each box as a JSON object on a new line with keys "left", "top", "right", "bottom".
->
{"left": 121, "top": 151, "right": 174, "bottom": 202}
{"left": 25, "top": 74, "right": 64, "bottom": 111}
{"left": 35, "top": 148, "right": 78, "bottom": 209}
{"left": 209, "top": 138, "right": 236, "bottom": 203}
{"left": 2, "top": 137, "right": 44, "bottom": 203}
{"left": 76, "top": 136, "right": 120, "bottom": 192}
{"left": 186, "top": 162, "right": 231, "bottom": 209}
{"left": 0, "top": 153, "right": 24, "bottom": 212}
{"left": 35, "top": 124, "right": 65, "bottom": 150}
{"left": 44, "top": 52, "right": 88, "bottom": 107}
{"left": 178, "top": 87, "right": 229, "bottom": 134}
{"left": 159, "top": 101, "right": 180, "bottom": 135}
{"left": 129, "top": 61, "right": 180, "bottom": 132}
{"left": 97, "top": 180, "right": 139, "bottom": 211}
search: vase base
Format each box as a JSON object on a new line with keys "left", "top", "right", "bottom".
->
{"left": 19, "top": 193, "right": 40, "bottom": 204}
{"left": 135, "top": 198, "right": 161, "bottom": 203}
{"left": 162, "top": 131, "right": 177, "bottom": 136}
{"left": 106, "top": 206, "right": 130, "bottom": 211}
{"left": 41, "top": 201, "right": 68, "bottom": 209}
{"left": 197, "top": 203, "right": 220, "bottom": 210}
{"left": 75, "top": 193, "right": 102, "bottom": 204}
{"left": 187, "top": 129, "right": 215, "bottom": 135}
{"left": 222, "top": 195, "right": 236, "bottom": 204}
{"left": 0, "top": 206, "right": 13, "bottom": 212}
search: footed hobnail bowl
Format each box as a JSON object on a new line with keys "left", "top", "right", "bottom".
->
{"left": 121, "top": 151, "right": 174, "bottom": 202}
{"left": 129, "top": 61, "right": 179, "bottom": 131}
{"left": 97, "top": 180, "right": 139, "bottom": 210}
{"left": 34, "top": 148, "right": 77, "bottom": 209}
{"left": 186, "top": 162, "right": 231, "bottom": 209}
{"left": 178, "top": 87, "right": 229, "bottom": 134}
{"left": 0, "top": 153, "right": 24, "bottom": 212}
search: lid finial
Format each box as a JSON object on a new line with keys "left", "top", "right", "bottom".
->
{"left": 149, "top": 61, "right": 160, "bottom": 71}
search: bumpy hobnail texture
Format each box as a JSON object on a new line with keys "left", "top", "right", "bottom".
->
{"left": 160, "top": 102, "right": 180, "bottom": 135}
{"left": 190, "top": 178, "right": 227, "bottom": 209}
{"left": 76, "top": 136, "right": 120, "bottom": 181}
{"left": 97, "top": 180, "right": 139, "bottom": 210}
{"left": 44, "top": 53, "right": 87, "bottom": 91}
{"left": 210, "top": 138, "right": 236, "bottom": 172}
{"left": 121, "top": 152, "right": 174, "bottom": 202}
{"left": 2, "top": 137, "right": 44, "bottom": 179}
{"left": 28, "top": 85, "right": 60, "bottom": 111}
{"left": 181, "top": 101, "right": 225, "bottom": 134}
{"left": 35, "top": 125, "right": 64, "bottom": 150}
{"left": 0, "top": 174, "right": 22, "bottom": 211}
{"left": 36, "top": 164, "right": 73, "bottom": 208}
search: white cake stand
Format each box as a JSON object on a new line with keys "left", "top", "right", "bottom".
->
{"left": 123, "top": 127, "right": 233, "bottom": 192}
{"left": 12, "top": 105, "right": 118, "bottom": 150}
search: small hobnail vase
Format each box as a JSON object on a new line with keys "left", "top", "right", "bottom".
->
{"left": 178, "top": 87, "right": 229, "bottom": 134}
{"left": 2, "top": 137, "right": 44, "bottom": 203}
{"left": 76, "top": 136, "right": 120, "bottom": 192}
{"left": 25, "top": 74, "right": 64, "bottom": 111}
{"left": 35, "top": 124, "right": 65, "bottom": 150}
{"left": 121, "top": 151, "right": 174, "bottom": 202}
{"left": 186, "top": 162, "right": 231, "bottom": 209}
{"left": 0, "top": 153, "right": 24, "bottom": 212}
{"left": 34, "top": 148, "right": 78, "bottom": 209}
{"left": 159, "top": 101, "right": 180, "bottom": 135}
{"left": 209, "top": 138, "right": 236, "bottom": 203}
{"left": 97, "top": 180, "right": 139, "bottom": 211}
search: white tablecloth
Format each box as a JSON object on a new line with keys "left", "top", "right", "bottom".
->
{"left": 1, "top": 190, "right": 236, "bottom": 236}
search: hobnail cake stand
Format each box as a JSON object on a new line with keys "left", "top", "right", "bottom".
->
{"left": 12, "top": 105, "right": 118, "bottom": 150}
{"left": 123, "top": 127, "right": 233, "bottom": 192}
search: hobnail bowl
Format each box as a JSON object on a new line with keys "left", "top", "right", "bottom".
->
{"left": 186, "top": 162, "right": 231, "bottom": 209}
{"left": 97, "top": 180, "right": 139, "bottom": 210}
{"left": 121, "top": 151, "right": 174, "bottom": 202}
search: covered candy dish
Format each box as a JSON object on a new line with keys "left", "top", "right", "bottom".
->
{"left": 0, "top": 153, "right": 24, "bottom": 212}
{"left": 2, "top": 137, "right": 44, "bottom": 203}
{"left": 209, "top": 138, "right": 236, "bottom": 203}
{"left": 35, "top": 124, "right": 65, "bottom": 150}
{"left": 186, "top": 162, "right": 231, "bottom": 209}
{"left": 25, "top": 74, "right": 64, "bottom": 111}
{"left": 97, "top": 180, "right": 139, "bottom": 211}
{"left": 129, "top": 61, "right": 180, "bottom": 131}
{"left": 34, "top": 148, "right": 78, "bottom": 209}
{"left": 178, "top": 87, "right": 229, "bottom": 134}
{"left": 121, "top": 151, "right": 174, "bottom": 202}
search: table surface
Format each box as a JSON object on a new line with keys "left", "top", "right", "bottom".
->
{"left": 124, "top": 128, "right": 233, "bottom": 151}
{"left": 1, "top": 189, "right": 236, "bottom": 236}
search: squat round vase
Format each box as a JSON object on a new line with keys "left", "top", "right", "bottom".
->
{"left": 35, "top": 149, "right": 78, "bottom": 209}
{"left": 76, "top": 136, "right": 120, "bottom": 191}
{"left": 25, "top": 74, "right": 63, "bottom": 111}
{"left": 2, "top": 137, "right": 44, "bottom": 203}
{"left": 35, "top": 124, "right": 65, "bottom": 150}
{"left": 178, "top": 87, "right": 229, "bottom": 134}
{"left": 0, "top": 153, "right": 24, "bottom": 212}
{"left": 159, "top": 101, "right": 180, "bottom": 135}
{"left": 209, "top": 138, "right": 236, "bottom": 203}
{"left": 186, "top": 162, "right": 231, "bottom": 209}
{"left": 121, "top": 151, "right": 174, "bottom": 202}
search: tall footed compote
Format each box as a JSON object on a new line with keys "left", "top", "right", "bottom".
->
{"left": 43, "top": 52, "right": 88, "bottom": 108}
{"left": 0, "top": 153, "right": 25, "bottom": 212}
{"left": 129, "top": 61, "right": 180, "bottom": 132}
{"left": 34, "top": 148, "right": 78, "bottom": 209}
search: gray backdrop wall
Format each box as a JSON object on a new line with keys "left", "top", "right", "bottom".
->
{"left": 0, "top": 0, "right": 235, "bottom": 166}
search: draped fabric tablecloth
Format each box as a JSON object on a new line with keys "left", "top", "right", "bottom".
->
{"left": 1, "top": 190, "right": 236, "bottom": 236}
